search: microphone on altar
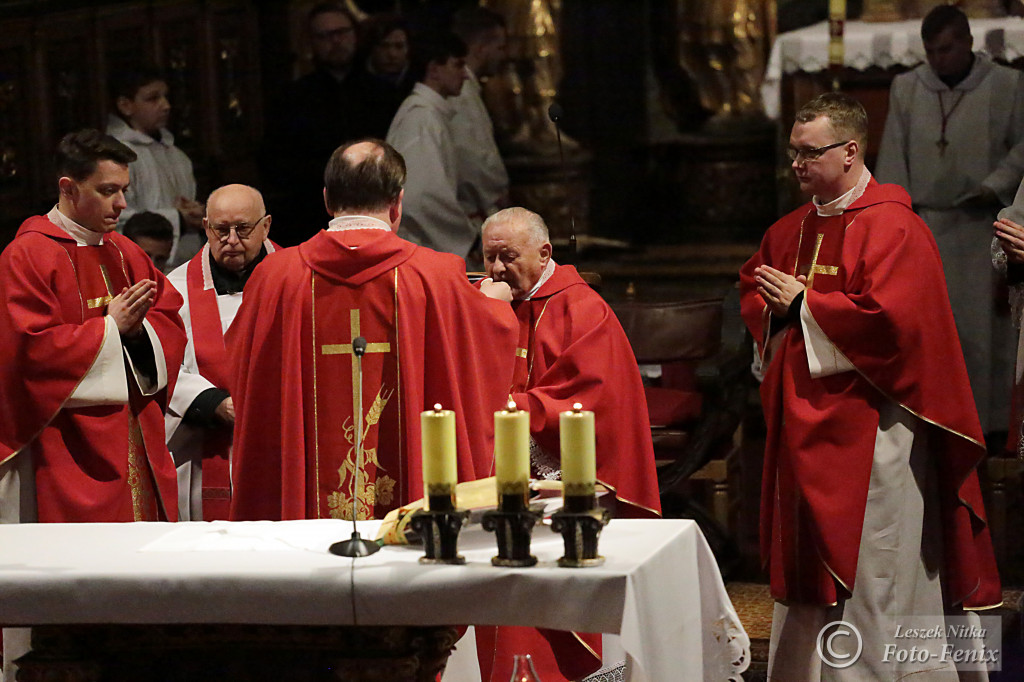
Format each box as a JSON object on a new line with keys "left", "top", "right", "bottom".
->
{"left": 547, "top": 101, "right": 578, "bottom": 265}
{"left": 329, "top": 335, "right": 381, "bottom": 557}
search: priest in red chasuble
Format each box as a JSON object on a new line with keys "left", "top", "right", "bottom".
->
{"left": 740, "top": 93, "right": 1000, "bottom": 679}
{"left": 166, "top": 184, "right": 276, "bottom": 521}
{"left": 478, "top": 206, "right": 660, "bottom": 682}
{"left": 0, "top": 129, "right": 186, "bottom": 525}
{"left": 227, "top": 139, "right": 518, "bottom": 522}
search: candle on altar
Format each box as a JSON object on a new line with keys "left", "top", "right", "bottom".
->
{"left": 421, "top": 404, "right": 456, "bottom": 506}
{"left": 559, "top": 403, "right": 596, "bottom": 497}
{"left": 828, "top": 0, "right": 846, "bottom": 71}
{"left": 495, "top": 400, "right": 530, "bottom": 503}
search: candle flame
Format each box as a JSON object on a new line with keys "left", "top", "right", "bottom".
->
{"left": 572, "top": 402, "right": 583, "bottom": 412}
{"left": 433, "top": 403, "right": 443, "bottom": 412}
{"left": 506, "top": 400, "right": 517, "bottom": 412}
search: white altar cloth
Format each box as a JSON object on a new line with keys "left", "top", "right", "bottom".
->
{"left": 762, "top": 17, "right": 1024, "bottom": 118}
{"left": 0, "top": 518, "right": 749, "bottom": 682}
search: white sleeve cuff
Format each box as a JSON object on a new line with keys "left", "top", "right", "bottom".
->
{"left": 124, "top": 319, "right": 168, "bottom": 396}
{"left": 66, "top": 316, "right": 129, "bottom": 407}
{"left": 800, "top": 299, "right": 855, "bottom": 378}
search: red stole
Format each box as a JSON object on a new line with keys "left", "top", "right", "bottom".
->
{"left": 185, "top": 252, "right": 233, "bottom": 519}
{"left": 510, "top": 299, "right": 544, "bottom": 395}
{"left": 53, "top": 240, "right": 161, "bottom": 521}
{"left": 307, "top": 269, "right": 402, "bottom": 520}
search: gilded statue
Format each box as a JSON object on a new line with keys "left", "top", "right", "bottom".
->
{"left": 675, "top": 0, "right": 772, "bottom": 126}
{"left": 482, "top": 0, "right": 578, "bottom": 155}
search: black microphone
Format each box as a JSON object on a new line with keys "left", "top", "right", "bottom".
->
{"left": 547, "top": 102, "right": 577, "bottom": 264}
{"left": 329, "top": 335, "right": 380, "bottom": 558}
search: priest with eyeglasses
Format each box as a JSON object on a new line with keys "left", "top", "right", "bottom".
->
{"left": 165, "top": 184, "right": 276, "bottom": 521}
{"left": 741, "top": 92, "right": 1000, "bottom": 680}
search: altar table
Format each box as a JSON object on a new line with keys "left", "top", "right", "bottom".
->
{"left": 0, "top": 518, "right": 749, "bottom": 681}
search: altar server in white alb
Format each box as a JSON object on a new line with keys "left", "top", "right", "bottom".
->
{"left": 106, "top": 66, "right": 205, "bottom": 270}
{"left": 165, "top": 184, "right": 275, "bottom": 521}
{"left": 877, "top": 4, "right": 1024, "bottom": 434}
{"left": 450, "top": 6, "right": 510, "bottom": 227}
{"left": 386, "top": 32, "right": 477, "bottom": 263}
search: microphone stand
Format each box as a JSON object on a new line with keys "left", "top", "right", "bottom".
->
{"left": 330, "top": 336, "right": 381, "bottom": 557}
{"left": 548, "top": 102, "right": 578, "bottom": 265}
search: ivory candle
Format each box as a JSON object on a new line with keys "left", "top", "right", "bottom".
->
{"left": 421, "top": 404, "right": 456, "bottom": 499}
{"left": 559, "top": 403, "right": 596, "bottom": 496}
{"left": 495, "top": 400, "right": 530, "bottom": 498}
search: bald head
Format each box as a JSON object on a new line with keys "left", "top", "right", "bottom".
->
{"left": 203, "top": 184, "right": 270, "bottom": 273}
{"left": 324, "top": 138, "right": 406, "bottom": 217}
{"left": 482, "top": 207, "right": 552, "bottom": 300}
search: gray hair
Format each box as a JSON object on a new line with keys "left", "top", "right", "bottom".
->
{"left": 481, "top": 207, "right": 549, "bottom": 245}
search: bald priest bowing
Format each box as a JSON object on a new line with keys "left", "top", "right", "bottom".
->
{"left": 165, "top": 184, "right": 276, "bottom": 521}
{"left": 227, "top": 139, "right": 518, "bottom": 521}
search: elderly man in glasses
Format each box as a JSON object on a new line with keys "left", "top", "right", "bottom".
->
{"left": 740, "top": 92, "right": 1000, "bottom": 679}
{"left": 165, "top": 183, "right": 275, "bottom": 521}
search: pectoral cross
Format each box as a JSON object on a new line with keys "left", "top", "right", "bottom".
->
{"left": 86, "top": 265, "right": 115, "bottom": 309}
{"left": 321, "top": 309, "right": 391, "bottom": 423}
{"left": 806, "top": 233, "right": 838, "bottom": 289}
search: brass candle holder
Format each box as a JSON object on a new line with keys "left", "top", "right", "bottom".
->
{"left": 409, "top": 487, "right": 469, "bottom": 565}
{"left": 482, "top": 483, "right": 542, "bottom": 567}
{"left": 550, "top": 485, "right": 609, "bottom": 568}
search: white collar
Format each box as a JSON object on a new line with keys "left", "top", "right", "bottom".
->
{"left": 412, "top": 82, "right": 454, "bottom": 117}
{"left": 106, "top": 113, "right": 175, "bottom": 147}
{"left": 327, "top": 215, "right": 392, "bottom": 232}
{"left": 48, "top": 206, "right": 105, "bottom": 246}
{"left": 814, "top": 168, "right": 872, "bottom": 217}
{"left": 523, "top": 258, "right": 557, "bottom": 301}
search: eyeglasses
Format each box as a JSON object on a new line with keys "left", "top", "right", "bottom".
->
{"left": 787, "top": 140, "right": 850, "bottom": 163}
{"left": 210, "top": 215, "right": 266, "bottom": 242}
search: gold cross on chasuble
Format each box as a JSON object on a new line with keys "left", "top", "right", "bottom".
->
{"left": 321, "top": 309, "right": 392, "bottom": 421}
{"left": 796, "top": 229, "right": 841, "bottom": 291}
{"left": 312, "top": 272, "right": 401, "bottom": 521}
{"left": 87, "top": 265, "right": 116, "bottom": 309}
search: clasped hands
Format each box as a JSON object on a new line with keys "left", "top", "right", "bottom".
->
{"left": 108, "top": 279, "right": 156, "bottom": 338}
{"left": 754, "top": 265, "right": 807, "bottom": 317}
{"left": 995, "top": 217, "right": 1024, "bottom": 264}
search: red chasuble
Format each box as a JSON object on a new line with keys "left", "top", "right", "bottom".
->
{"left": 0, "top": 215, "right": 186, "bottom": 522}
{"left": 739, "top": 179, "right": 1000, "bottom": 609}
{"left": 510, "top": 264, "right": 660, "bottom": 517}
{"left": 226, "top": 228, "right": 518, "bottom": 521}
{"left": 478, "top": 264, "right": 662, "bottom": 682}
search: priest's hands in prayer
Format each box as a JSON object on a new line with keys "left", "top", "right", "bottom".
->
{"left": 215, "top": 397, "right": 235, "bottom": 425}
{"left": 995, "top": 217, "right": 1024, "bottom": 264}
{"left": 478, "top": 277, "right": 513, "bottom": 302}
{"left": 108, "top": 279, "right": 157, "bottom": 338}
{"left": 754, "top": 265, "right": 807, "bottom": 317}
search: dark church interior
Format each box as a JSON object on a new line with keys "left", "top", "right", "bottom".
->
{"left": 3, "top": 0, "right": 1024, "bottom": 679}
